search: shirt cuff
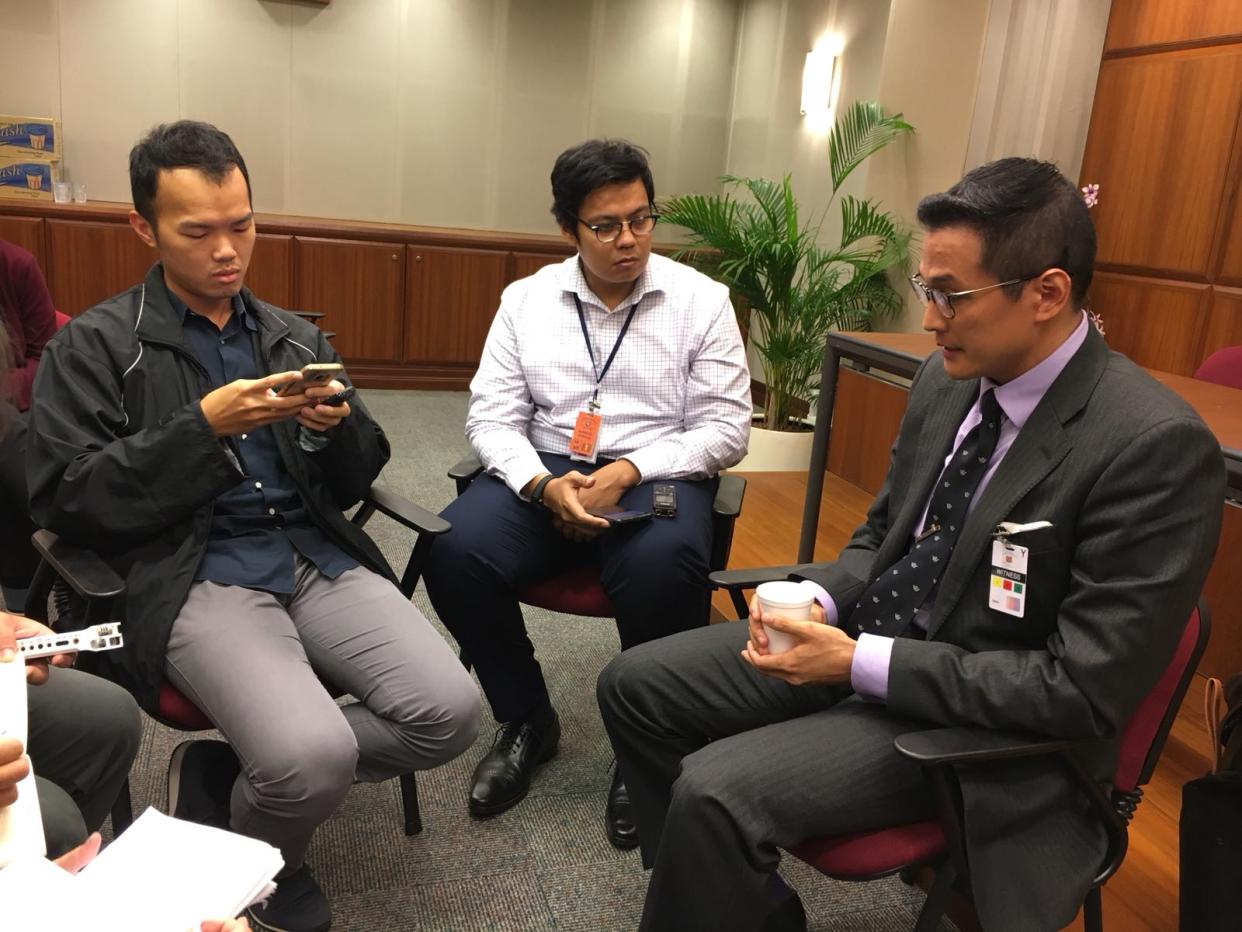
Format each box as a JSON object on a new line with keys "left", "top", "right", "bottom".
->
{"left": 796, "top": 579, "right": 839, "bottom": 626}
{"left": 620, "top": 445, "right": 669, "bottom": 484}
{"left": 498, "top": 451, "right": 550, "bottom": 498}
{"left": 850, "top": 633, "right": 893, "bottom": 702}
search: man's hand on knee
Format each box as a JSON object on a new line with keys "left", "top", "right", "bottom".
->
{"left": 577, "top": 459, "right": 640, "bottom": 513}
{"left": 541, "top": 471, "right": 610, "bottom": 541}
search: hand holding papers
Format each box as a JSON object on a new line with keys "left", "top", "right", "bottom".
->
{"left": 0, "top": 808, "right": 283, "bottom": 931}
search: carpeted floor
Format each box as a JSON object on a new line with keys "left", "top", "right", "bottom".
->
{"left": 109, "top": 389, "right": 953, "bottom": 931}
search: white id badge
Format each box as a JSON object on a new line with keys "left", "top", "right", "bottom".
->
{"left": 988, "top": 539, "right": 1029, "bottom": 618}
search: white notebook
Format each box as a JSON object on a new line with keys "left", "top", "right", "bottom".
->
{"left": 0, "top": 808, "right": 283, "bottom": 932}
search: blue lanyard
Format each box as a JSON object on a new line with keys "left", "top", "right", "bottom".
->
{"left": 573, "top": 294, "right": 640, "bottom": 408}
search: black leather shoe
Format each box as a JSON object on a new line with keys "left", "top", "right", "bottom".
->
{"left": 605, "top": 768, "right": 640, "bottom": 850}
{"left": 168, "top": 739, "right": 239, "bottom": 830}
{"left": 247, "top": 863, "right": 332, "bottom": 932}
{"left": 469, "top": 712, "right": 560, "bottom": 817}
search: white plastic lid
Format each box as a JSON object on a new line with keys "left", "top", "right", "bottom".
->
{"left": 755, "top": 580, "right": 814, "bottom": 608}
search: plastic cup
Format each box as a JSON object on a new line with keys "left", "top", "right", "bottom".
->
{"left": 52, "top": 181, "right": 71, "bottom": 203}
{"left": 71, "top": 182, "right": 87, "bottom": 203}
{"left": 755, "top": 580, "right": 814, "bottom": 654}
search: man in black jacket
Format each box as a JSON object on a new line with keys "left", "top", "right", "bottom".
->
{"left": 27, "top": 121, "right": 480, "bottom": 932}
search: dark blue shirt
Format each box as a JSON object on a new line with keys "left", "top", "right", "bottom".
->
{"left": 175, "top": 292, "right": 357, "bottom": 593}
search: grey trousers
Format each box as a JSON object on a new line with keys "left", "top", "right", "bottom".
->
{"left": 164, "top": 558, "right": 481, "bottom": 870}
{"left": 597, "top": 620, "right": 936, "bottom": 932}
{"left": 27, "top": 666, "right": 142, "bottom": 858}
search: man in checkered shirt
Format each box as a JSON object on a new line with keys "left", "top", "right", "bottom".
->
{"left": 423, "top": 139, "right": 750, "bottom": 847}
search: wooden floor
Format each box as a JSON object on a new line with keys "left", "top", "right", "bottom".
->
{"left": 717, "top": 470, "right": 1210, "bottom": 932}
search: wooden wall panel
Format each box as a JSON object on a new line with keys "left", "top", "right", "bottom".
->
{"left": 404, "top": 246, "right": 508, "bottom": 366}
{"left": 45, "top": 220, "right": 154, "bottom": 315}
{"left": 292, "top": 237, "right": 404, "bottom": 363}
{"left": 1201, "top": 501, "right": 1242, "bottom": 680}
{"left": 0, "top": 216, "right": 44, "bottom": 269}
{"left": 1202, "top": 288, "right": 1242, "bottom": 363}
{"left": 1089, "top": 273, "right": 1211, "bottom": 374}
{"left": 1080, "top": 46, "right": 1242, "bottom": 278}
{"left": 248, "top": 233, "right": 292, "bottom": 310}
{"left": 510, "top": 250, "right": 568, "bottom": 283}
{"left": 1104, "top": 0, "right": 1242, "bottom": 54}
{"left": 1217, "top": 171, "right": 1242, "bottom": 286}
{"left": 826, "top": 368, "right": 908, "bottom": 496}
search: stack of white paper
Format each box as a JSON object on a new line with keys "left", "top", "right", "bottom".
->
{"left": 0, "top": 808, "right": 283, "bottom": 931}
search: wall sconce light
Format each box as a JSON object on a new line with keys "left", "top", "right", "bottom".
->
{"left": 801, "top": 42, "right": 842, "bottom": 133}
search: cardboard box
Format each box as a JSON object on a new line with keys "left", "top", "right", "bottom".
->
{"left": 0, "top": 157, "right": 61, "bottom": 201}
{"left": 0, "top": 114, "right": 61, "bottom": 159}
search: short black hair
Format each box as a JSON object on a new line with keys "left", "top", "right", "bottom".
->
{"left": 916, "top": 157, "right": 1095, "bottom": 307}
{"left": 550, "top": 139, "right": 655, "bottom": 237}
{"left": 129, "top": 120, "right": 251, "bottom": 226}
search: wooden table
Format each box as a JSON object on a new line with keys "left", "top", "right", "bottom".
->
{"left": 798, "top": 331, "right": 1242, "bottom": 562}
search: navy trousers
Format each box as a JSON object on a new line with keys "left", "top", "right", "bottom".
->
{"left": 424, "top": 452, "right": 717, "bottom": 723}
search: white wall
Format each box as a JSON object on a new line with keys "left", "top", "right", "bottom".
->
{"left": 0, "top": 0, "right": 740, "bottom": 234}
{"left": 0, "top": 0, "right": 1111, "bottom": 264}
{"left": 723, "top": 0, "right": 893, "bottom": 241}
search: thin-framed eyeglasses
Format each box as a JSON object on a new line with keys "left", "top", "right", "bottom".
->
{"left": 575, "top": 213, "right": 660, "bottom": 244}
{"left": 908, "top": 273, "right": 1040, "bottom": 318}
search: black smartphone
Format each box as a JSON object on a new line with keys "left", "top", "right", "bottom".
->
{"left": 586, "top": 505, "right": 654, "bottom": 526}
{"left": 317, "top": 384, "right": 356, "bottom": 407}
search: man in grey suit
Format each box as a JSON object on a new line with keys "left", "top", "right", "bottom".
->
{"left": 597, "top": 158, "right": 1224, "bottom": 931}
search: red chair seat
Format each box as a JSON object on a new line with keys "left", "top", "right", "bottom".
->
{"left": 156, "top": 681, "right": 213, "bottom": 730}
{"left": 791, "top": 821, "right": 946, "bottom": 878}
{"left": 519, "top": 563, "right": 615, "bottom": 617}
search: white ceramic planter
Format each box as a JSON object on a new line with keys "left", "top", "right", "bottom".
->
{"left": 733, "top": 419, "right": 815, "bottom": 472}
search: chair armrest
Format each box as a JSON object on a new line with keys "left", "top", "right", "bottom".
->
{"left": 894, "top": 726, "right": 1095, "bottom": 767}
{"left": 363, "top": 486, "right": 450, "bottom": 536}
{"left": 448, "top": 453, "right": 484, "bottom": 483}
{"left": 713, "top": 474, "right": 746, "bottom": 518}
{"left": 31, "top": 530, "right": 125, "bottom": 601}
{"left": 708, "top": 565, "right": 803, "bottom": 592}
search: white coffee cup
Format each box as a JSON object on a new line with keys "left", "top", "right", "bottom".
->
{"left": 754, "top": 580, "right": 815, "bottom": 655}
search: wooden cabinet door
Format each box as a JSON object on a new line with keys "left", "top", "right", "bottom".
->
{"left": 509, "top": 250, "right": 568, "bottom": 284}
{"left": 292, "top": 237, "right": 404, "bottom": 364}
{"left": 1081, "top": 45, "right": 1242, "bottom": 279}
{"left": 46, "top": 220, "right": 155, "bottom": 315}
{"left": 0, "top": 216, "right": 45, "bottom": 270}
{"left": 248, "top": 233, "right": 292, "bottom": 309}
{"left": 404, "top": 245, "right": 508, "bottom": 366}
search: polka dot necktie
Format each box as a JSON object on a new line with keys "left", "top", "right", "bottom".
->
{"left": 847, "top": 389, "right": 1004, "bottom": 638}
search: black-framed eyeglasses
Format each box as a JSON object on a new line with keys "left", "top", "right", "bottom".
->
{"left": 908, "top": 273, "right": 1041, "bottom": 318}
{"left": 575, "top": 213, "right": 660, "bottom": 244}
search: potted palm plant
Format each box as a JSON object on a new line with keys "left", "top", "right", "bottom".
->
{"left": 661, "top": 101, "right": 914, "bottom": 469}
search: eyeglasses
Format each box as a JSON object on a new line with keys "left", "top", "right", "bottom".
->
{"left": 575, "top": 213, "right": 660, "bottom": 244}
{"left": 908, "top": 273, "right": 1040, "bottom": 318}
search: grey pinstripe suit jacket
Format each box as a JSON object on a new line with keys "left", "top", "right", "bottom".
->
{"left": 799, "top": 325, "right": 1224, "bottom": 930}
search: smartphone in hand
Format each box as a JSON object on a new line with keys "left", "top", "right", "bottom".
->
{"left": 276, "top": 363, "right": 343, "bottom": 397}
{"left": 585, "top": 505, "right": 654, "bottom": 526}
{"left": 316, "top": 385, "right": 356, "bottom": 407}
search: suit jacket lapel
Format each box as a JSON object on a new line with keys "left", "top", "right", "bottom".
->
{"left": 926, "top": 327, "right": 1110, "bottom": 637}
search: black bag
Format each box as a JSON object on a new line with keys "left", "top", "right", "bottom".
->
{"left": 1181, "top": 674, "right": 1242, "bottom": 931}
{"left": 1180, "top": 772, "right": 1242, "bottom": 931}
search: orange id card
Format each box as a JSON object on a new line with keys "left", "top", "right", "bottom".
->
{"left": 569, "top": 410, "right": 602, "bottom": 462}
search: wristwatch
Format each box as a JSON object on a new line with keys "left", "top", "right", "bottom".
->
{"left": 530, "top": 474, "right": 555, "bottom": 506}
